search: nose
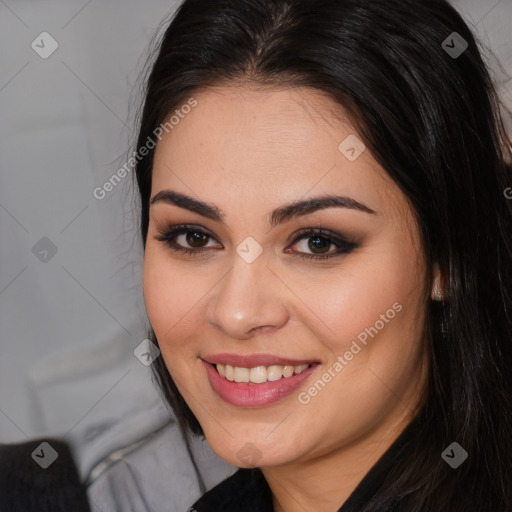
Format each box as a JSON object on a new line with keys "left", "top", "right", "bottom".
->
{"left": 206, "top": 251, "right": 290, "bottom": 340}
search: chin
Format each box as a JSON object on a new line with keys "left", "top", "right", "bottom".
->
{"left": 203, "top": 430, "right": 295, "bottom": 468}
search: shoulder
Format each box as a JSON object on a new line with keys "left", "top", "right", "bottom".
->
{"left": 86, "top": 422, "right": 235, "bottom": 512}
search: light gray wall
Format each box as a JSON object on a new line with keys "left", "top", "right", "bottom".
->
{"left": 0, "top": 1, "right": 180, "bottom": 456}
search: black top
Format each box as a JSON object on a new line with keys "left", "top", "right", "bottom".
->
{"left": 0, "top": 438, "right": 91, "bottom": 512}
{"left": 189, "top": 417, "right": 420, "bottom": 512}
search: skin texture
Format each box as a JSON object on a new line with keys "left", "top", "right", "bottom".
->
{"left": 143, "top": 85, "right": 434, "bottom": 512}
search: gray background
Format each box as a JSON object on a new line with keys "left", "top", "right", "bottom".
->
{"left": 1, "top": 0, "right": 511, "bottom": 483}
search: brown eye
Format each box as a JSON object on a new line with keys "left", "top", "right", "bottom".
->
{"left": 306, "top": 235, "right": 332, "bottom": 254}
{"left": 287, "top": 228, "right": 358, "bottom": 261}
{"left": 154, "top": 224, "right": 220, "bottom": 255}
{"left": 155, "top": 224, "right": 358, "bottom": 261}
{"left": 185, "top": 230, "right": 210, "bottom": 248}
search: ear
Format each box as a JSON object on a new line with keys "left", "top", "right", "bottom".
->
{"left": 431, "top": 263, "right": 445, "bottom": 301}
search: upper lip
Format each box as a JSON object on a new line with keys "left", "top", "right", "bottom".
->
{"left": 202, "top": 353, "right": 319, "bottom": 367}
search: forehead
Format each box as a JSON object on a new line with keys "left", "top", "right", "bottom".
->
{"left": 151, "top": 85, "right": 401, "bottom": 220}
{"left": 154, "top": 85, "right": 354, "bottom": 169}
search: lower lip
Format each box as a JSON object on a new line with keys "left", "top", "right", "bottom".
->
{"left": 202, "top": 360, "right": 319, "bottom": 407}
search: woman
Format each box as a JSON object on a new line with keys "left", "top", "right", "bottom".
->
{"left": 133, "top": 0, "right": 512, "bottom": 510}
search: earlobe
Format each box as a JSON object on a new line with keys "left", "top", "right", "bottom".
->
{"left": 431, "top": 263, "right": 445, "bottom": 301}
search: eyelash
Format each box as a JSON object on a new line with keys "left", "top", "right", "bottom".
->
{"left": 154, "top": 224, "right": 358, "bottom": 261}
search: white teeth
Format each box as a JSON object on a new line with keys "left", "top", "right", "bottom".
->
{"left": 282, "top": 365, "right": 294, "bottom": 378}
{"left": 234, "top": 366, "right": 250, "bottom": 383}
{"left": 267, "top": 365, "right": 283, "bottom": 382}
{"left": 249, "top": 366, "right": 267, "bottom": 383}
{"left": 214, "top": 363, "right": 312, "bottom": 383}
{"left": 295, "top": 364, "right": 308, "bottom": 374}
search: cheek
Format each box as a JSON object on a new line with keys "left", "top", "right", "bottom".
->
{"left": 328, "top": 253, "right": 425, "bottom": 387}
{"left": 304, "top": 252, "right": 426, "bottom": 411}
{"left": 297, "top": 249, "right": 421, "bottom": 345}
{"left": 297, "top": 267, "right": 425, "bottom": 450}
{"left": 142, "top": 247, "right": 203, "bottom": 350}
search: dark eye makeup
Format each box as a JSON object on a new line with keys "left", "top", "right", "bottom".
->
{"left": 153, "top": 224, "right": 359, "bottom": 262}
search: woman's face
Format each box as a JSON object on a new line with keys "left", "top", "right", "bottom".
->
{"left": 143, "top": 85, "right": 429, "bottom": 468}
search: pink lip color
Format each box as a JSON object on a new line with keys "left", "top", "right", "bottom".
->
{"left": 203, "top": 353, "right": 318, "bottom": 367}
{"left": 202, "top": 360, "right": 319, "bottom": 407}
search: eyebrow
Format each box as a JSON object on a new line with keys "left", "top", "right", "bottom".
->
{"left": 150, "top": 189, "right": 377, "bottom": 227}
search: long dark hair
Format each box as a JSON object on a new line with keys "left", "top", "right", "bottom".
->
{"left": 132, "top": 0, "right": 512, "bottom": 509}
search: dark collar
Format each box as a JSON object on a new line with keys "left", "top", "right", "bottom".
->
{"left": 191, "top": 417, "right": 419, "bottom": 512}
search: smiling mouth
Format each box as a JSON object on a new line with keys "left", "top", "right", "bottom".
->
{"left": 212, "top": 362, "right": 316, "bottom": 384}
